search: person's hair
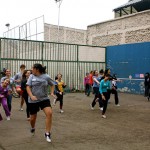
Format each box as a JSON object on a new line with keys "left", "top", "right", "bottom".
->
{"left": 105, "top": 74, "right": 110, "bottom": 78}
{"left": 57, "top": 73, "right": 62, "bottom": 77}
{"left": 20, "top": 64, "right": 26, "bottom": 69}
{"left": 93, "top": 70, "right": 98, "bottom": 76}
{"left": 3, "top": 78, "right": 10, "bottom": 84}
{"left": 22, "top": 70, "right": 30, "bottom": 79}
{"left": 86, "top": 72, "right": 89, "bottom": 76}
{"left": 33, "top": 63, "right": 46, "bottom": 74}
{"left": 99, "top": 69, "right": 104, "bottom": 74}
{"left": 104, "top": 69, "right": 110, "bottom": 75}
{"left": 112, "top": 74, "right": 117, "bottom": 80}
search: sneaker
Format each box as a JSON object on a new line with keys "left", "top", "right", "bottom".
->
{"left": 60, "top": 110, "right": 64, "bottom": 113}
{"left": 102, "top": 115, "right": 106, "bottom": 119}
{"left": 53, "top": 99, "right": 56, "bottom": 105}
{"left": 115, "top": 104, "right": 120, "bottom": 107}
{"left": 90, "top": 104, "right": 94, "bottom": 110}
{"left": 99, "top": 107, "right": 103, "bottom": 111}
{"left": 6, "top": 116, "right": 10, "bottom": 120}
{"left": 19, "top": 108, "right": 23, "bottom": 111}
{"left": 30, "top": 128, "right": 35, "bottom": 136}
{"left": 45, "top": 133, "right": 51, "bottom": 143}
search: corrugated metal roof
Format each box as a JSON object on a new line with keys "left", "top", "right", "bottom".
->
{"left": 113, "top": 0, "right": 145, "bottom": 11}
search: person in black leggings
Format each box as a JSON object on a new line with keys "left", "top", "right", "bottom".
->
{"left": 90, "top": 70, "right": 103, "bottom": 110}
{"left": 21, "top": 70, "right": 31, "bottom": 120}
{"left": 104, "top": 69, "right": 120, "bottom": 106}
{"left": 99, "top": 74, "right": 111, "bottom": 118}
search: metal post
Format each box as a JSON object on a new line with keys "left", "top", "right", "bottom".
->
{"left": 55, "top": 0, "right": 63, "bottom": 73}
{"left": 5, "top": 23, "right": 10, "bottom": 38}
{"left": 55, "top": 0, "right": 63, "bottom": 42}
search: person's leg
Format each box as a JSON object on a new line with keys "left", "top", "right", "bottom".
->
{"left": 98, "top": 94, "right": 103, "bottom": 109}
{"left": 91, "top": 95, "right": 97, "bottom": 108}
{"left": 30, "top": 114, "right": 37, "bottom": 129}
{"left": 85, "top": 84, "right": 87, "bottom": 95}
{"left": 102, "top": 100, "right": 107, "bottom": 115}
{"left": 43, "top": 107, "right": 52, "bottom": 133}
{"left": 145, "top": 85, "right": 149, "bottom": 97}
{"left": 60, "top": 93, "right": 63, "bottom": 113}
{"left": 0, "top": 112, "right": 3, "bottom": 121}
{"left": 7, "top": 94, "right": 12, "bottom": 112}
{"left": 113, "top": 90, "right": 119, "bottom": 105}
{"left": 16, "top": 86, "right": 24, "bottom": 110}
{"left": 101, "top": 92, "right": 109, "bottom": 118}
{"left": 20, "top": 96, "right": 24, "bottom": 110}
{"left": 23, "top": 94, "right": 30, "bottom": 119}
{"left": 29, "top": 103, "right": 38, "bottom": 135}
{"left": 148, "top": 87, "right": 150, "bottom": 101}
{"left": 1, "top": 98, "right": 11, "bottom": 118}
{"left": 43, "top": 106, "right": 52, "bottom": 142}
{"left": 87, "top": 84, "right": 90, "bottom": 96}
{"left": 91, "top": 87, "right": 99, "bottom": 107}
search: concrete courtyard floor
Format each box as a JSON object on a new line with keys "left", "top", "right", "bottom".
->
{"left": 0, "top": 92, "right": 150, "bottom": 150}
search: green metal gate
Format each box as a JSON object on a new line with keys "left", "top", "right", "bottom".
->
{"left": 0, "top": 38, "right": 106, "bottom": 92}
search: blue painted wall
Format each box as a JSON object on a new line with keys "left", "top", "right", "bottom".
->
{"left": 106, "top": 42, "right": 150, "bottom": 94}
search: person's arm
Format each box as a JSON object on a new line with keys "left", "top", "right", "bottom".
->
{"left": 26, "top": 85, "right": 37, "bottom": 101}
{"left": 93, "top": 76, "right": 100, "bottom": 84}
{"left": 50, "top": 84, "right": 56, "bottom": 98}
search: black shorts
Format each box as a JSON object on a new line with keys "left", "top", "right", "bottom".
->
{"left": 29, "top": 99, "right": 51, "bottom": 115}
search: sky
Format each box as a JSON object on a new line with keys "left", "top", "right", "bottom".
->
{"left": 0, "top": 0, "right": 128, "bottom": 37}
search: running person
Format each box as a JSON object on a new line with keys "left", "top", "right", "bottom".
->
{"left": 0, "top": 78, "right": 11, "bottom": 120}
{"left": 26, "top": 63, "right": 55, "bottom": 143}
{"left": 14, "top": 64, "right": 26, "bottom": 110}
{"left": 53, "top": 73, "right": 66, "bottom": 113}
{"left": 90, "top": 70, "right": 103, "bottom": 110}
{"left": 99, "top": 74, "right": 111, "bottom": 119}
{"left": 21, "top": 70, "right": 31, "bottom": 121}
{"left": 105, "top": 69, "right": 120, "bottom": 106}
{"left": 1, "top": 69, "right": 16, "bottom": 112}
{"left": 84, "top": 73, "right": 90, "bottom": 96}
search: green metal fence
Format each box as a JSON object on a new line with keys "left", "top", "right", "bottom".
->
{"left": 0, "top": 38, "right": 106, "bottom": 92}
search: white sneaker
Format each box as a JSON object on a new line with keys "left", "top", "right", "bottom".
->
{"left": 99, "top": 107, "right": 103, "bottom": 111}
{"left": 6, "top": 116, "right": 10, "bottom": 120}
{"left": 60, "top": 110, "right": 64, "bottom": 113}
{"left": 102, "top": 115, "right": 106, "bottom": 119}
{"left": 45, "top": 133, "right": 51, "bottom": 143}
{"left": 20, "top": 108, "right": 23, "bottom": 111}
{"left": 53, "top": 99, "right": 56, "bottom": 105}
{"left": 90, "top": 104, "right": 94, "bottom": 110}
{"left": 115, "top": 104, "right": 120, "bottom": 107}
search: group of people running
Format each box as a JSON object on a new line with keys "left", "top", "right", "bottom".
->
{"left": 0, "top": 63, "right": 66, "bottom": 143}
{"left": 84, "top": 69, "right": 120, "bottom": 118}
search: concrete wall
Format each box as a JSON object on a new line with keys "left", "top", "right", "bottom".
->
{"left": 87, "top": 10, "right": 150, "bottom": 46}
{"left": 44, "top": 10, "right": 150, "bottom": 47}
{"left": 44, "top": 23, "right": 87, "bottom": 45}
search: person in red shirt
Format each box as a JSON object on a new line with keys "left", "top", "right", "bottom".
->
{"left": 88, "top": 71, "right": 93, "bottom": 95}
{"left": 89, "top": 71, "right": 93, "bottom": 86}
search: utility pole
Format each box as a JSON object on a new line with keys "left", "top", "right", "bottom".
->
{"left": 55, "top": 0, "right": 63, "bottom": 42}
